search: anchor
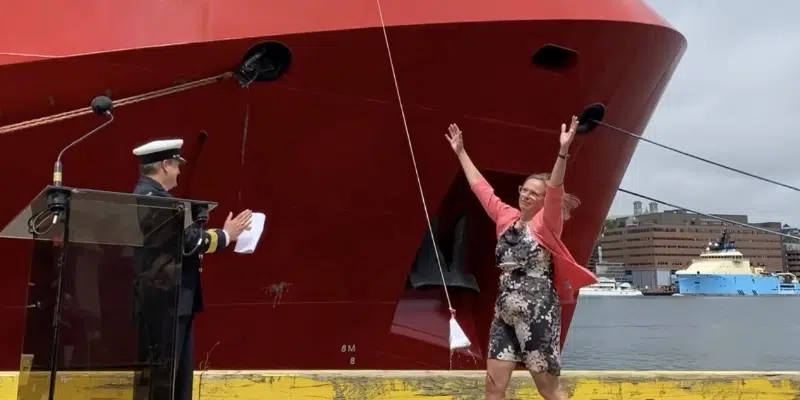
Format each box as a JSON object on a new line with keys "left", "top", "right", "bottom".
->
{"left": 408, "top": 215, "right": 480, "bottom": 293}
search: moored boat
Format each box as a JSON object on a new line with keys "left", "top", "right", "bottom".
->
{"left": 579, "top": 277, "right": 644, "bottom": 297}
{"left": 675, "top": 228, "right": 800, "bottom": 296}
{"left": 0, "top": 0, "right": 686, "bottom": 371}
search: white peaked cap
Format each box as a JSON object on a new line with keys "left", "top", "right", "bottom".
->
{"left": 132, "top": 139, "right": 186, "bottom": 165}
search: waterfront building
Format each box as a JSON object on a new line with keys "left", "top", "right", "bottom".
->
{"left": 599, "top": 202, "right": 784, "bottom": 273}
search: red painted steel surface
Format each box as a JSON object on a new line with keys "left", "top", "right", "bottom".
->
{"left": 0, "top": 0, "right": 685, "bottom": 370}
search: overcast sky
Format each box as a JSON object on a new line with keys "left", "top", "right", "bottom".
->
{"left": 609, "top": 0, "right": 800, "bottom": 225}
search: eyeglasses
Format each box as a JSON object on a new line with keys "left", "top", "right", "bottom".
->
{"left": 518, "top": 186, "right": 543, "bottom": 197}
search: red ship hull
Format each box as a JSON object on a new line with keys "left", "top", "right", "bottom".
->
{"left": 0, "top": 0, "right": 685, "bottom": 370}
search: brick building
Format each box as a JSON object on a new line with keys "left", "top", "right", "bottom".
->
{"left": 600, "top": 202, "right": 784, "bottom": 273}
{"left": 782, "top": 225, "right": 800, "bottom": 275}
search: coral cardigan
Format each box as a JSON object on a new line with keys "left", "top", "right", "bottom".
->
{"left": 471, "top": 178, "right": 598, "bottom": 347}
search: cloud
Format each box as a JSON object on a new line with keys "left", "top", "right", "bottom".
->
{"left": 611, "top": 0, "right": 800, "bottom": 224}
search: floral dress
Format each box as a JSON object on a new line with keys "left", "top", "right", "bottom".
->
{"left": 487, "top": 219, "right": 562, "bottom": 376}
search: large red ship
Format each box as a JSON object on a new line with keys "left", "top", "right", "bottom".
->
{"left": 0, "top": 0, "right": 685, "bottom": 371}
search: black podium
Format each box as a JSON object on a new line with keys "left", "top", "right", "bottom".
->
{"left": 1, "top": 186, "right": 216, "bottom": 400}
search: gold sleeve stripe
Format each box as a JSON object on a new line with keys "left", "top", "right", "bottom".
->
{"left": 206, "top": 230, "right": 219, "bottom": 253}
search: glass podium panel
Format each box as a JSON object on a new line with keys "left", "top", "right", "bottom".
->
{"left": 0, "top": 186, "right": 216, "bottom": 244}
{"left": 3, "top": 186, "right": 214, "bottom": 400}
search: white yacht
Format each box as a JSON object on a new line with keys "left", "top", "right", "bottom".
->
{"left": 579, "top": 277, "right": 644, "bottom": 297}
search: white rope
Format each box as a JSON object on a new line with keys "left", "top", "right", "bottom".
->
{"left": 375, "top": 0, "right": 454, "bottom": 314}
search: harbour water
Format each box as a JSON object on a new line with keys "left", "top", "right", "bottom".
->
{"left": 562, "top": 296, "right": 800, "bottom": 371}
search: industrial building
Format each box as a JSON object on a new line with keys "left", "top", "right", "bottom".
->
{"left": 598, "top": 202, "right": 785, "bottom": 284}
{"left": 782, "top": 225, "right": 800, "bottom": 275}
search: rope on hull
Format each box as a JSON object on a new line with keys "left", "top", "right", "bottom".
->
{"left": 0, "top": 72, "right": 233, "bottom": 136}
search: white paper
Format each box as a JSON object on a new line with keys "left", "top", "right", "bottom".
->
{"left": 234, "top": 212, "right": 266, "bottom": 254}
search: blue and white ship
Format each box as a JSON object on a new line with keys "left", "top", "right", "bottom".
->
{"left": 675, "top": 228, "right": 800, "bottom": 296}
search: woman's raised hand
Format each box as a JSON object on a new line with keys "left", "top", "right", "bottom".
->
{"left": 445, "top": 123, "right": 465, "bottom": 155}
{"left": 559, "top": 115, "right": 578, "bottom": 150}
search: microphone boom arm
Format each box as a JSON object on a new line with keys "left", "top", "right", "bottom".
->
{"left": 52, "top": 95, "right": 115, "bottom": 187}
{"left": 53, "top": 114, "right": 114, "bottom": 186}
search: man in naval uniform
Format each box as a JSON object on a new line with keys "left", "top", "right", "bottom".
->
{"left": 131, "top": 138, "right": 252, "bottom": 400}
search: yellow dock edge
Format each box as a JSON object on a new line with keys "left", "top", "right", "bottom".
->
{"left": 1, "top": 370, "right": 799, "bottom": 399}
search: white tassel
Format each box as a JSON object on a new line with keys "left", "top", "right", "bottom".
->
{"left": 449, "top": 314, "right": 471, "bottom": 350}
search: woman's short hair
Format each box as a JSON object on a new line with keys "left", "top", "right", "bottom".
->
{"left": 524, "top": 173, "right": 580, "bottom": 220}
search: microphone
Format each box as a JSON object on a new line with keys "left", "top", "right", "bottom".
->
{"left": 53, "top": 96, "right": 115, "bottom": 186}
{"left": 90, "top": 96, "right": 113, "bottom": 116}
{"left": 191, "top": 204, "right": 210, "bottom": 225}
{"left": 46, "top": 95, "right": 115, "bottom": 214}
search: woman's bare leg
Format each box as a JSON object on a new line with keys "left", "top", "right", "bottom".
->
{"left": 485, "top": 359, "right": 517, "bottom": 400}
{"left": 530, "top": 371, "right": 568, "bottom": 400}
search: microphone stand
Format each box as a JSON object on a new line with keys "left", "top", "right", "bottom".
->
{"left": 37, "top": 96, "right": 115, "bottom": 400}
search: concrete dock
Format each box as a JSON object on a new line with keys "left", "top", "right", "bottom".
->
{"left": 1, "top": 370, "right": 799, "bottom": 399}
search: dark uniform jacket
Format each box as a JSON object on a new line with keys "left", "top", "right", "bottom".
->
{"left": 133, "top": 175, "right": 229, "bottom": 316}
